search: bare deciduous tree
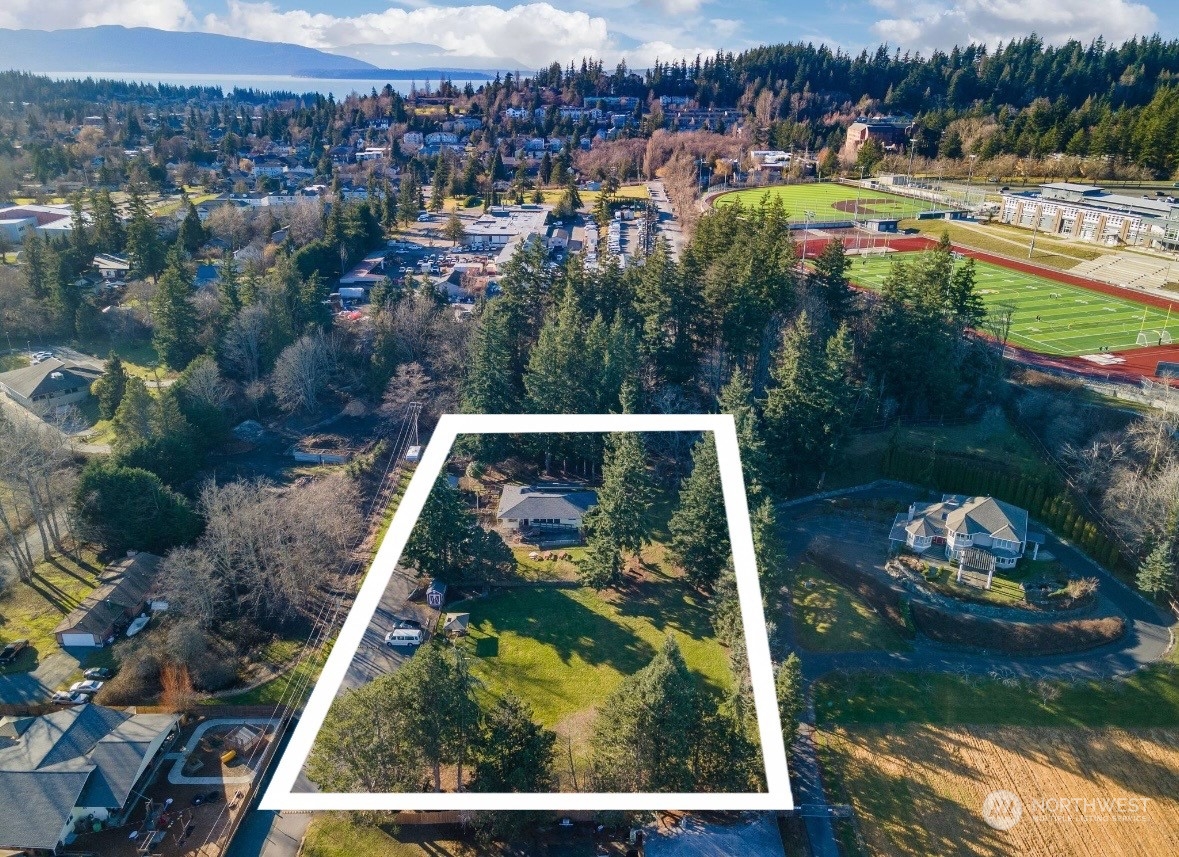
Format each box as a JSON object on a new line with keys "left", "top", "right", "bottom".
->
{"left": 272, "top": 331, "right": 337, "bottom": 413}
{"left": 221, "top": 303, "right": 271, "bottom": 383}
{"left": 0, "top": 415, "right": 75, "bottom": 582}
{"left": 160, "top": 474, "right": 362, "bottom": 629}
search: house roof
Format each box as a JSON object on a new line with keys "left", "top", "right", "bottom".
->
{"left": 497, "top": 484, "right": 599, "bottom": 521}
{"left": 0, "top": 706, "right": 177, "bottom": 851}
{"left": 899, "top": 495, "right": 1029, "bottom": 545}
{"left": 0, "top": 358, "right": 102, "bottom": 401}
{"left": 53, "top": 553, "right": 161, "bottom": 639}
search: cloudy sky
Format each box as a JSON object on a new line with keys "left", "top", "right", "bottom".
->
{"left": 0, "top": 0, "right": 1174, "bottom": 69}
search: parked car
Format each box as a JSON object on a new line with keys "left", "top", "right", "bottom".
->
{"left": 69, "top": 680, "right": 104, "bottom": 695}
{"left": 385, "top": 628, "right": 424, "bottom": 647}
{"left": 50, "top": 691, "right": 90, "bottom": 705}
{"left": 0, "top": 639, "right": 28, "bottom": 664}
{"left": 83, "top": 667, "right": 114, "bottom": 680}
{"left": 394, "top": 618, "right": 423, "bottom": 630}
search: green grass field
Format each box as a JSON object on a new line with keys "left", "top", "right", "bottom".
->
{"left": 713, "top": 182, "right": 941, "bottom": 223}
{"left": 790, "top": 563, "right": 911, "bottom": 653}
{"left": 453, "top": 583, "right": 733, "bottom": 731}
{"left": 849, "top": 250, "right": 1179, "bottom": 356}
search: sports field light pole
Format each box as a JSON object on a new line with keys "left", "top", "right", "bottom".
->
{"left": 966, "top": 154, "right": 978, "bottom": 208}
{"left": 854, "top": 165, "right": 867, "bottom": 251}
{"left": 800, "top": 210, "right": 815, "bottom": 275}
{"left": 1028, "top": 214, "right": 1040, "bottom": 259}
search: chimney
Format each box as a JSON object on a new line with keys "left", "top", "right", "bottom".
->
{"left": 907, "top": 503, "right": 915, "bottom": 522}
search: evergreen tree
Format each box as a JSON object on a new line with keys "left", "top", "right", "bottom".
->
{"left": 461, "top": 303, "right": 521, "bottom": 459}
{"left": 401, "top": 476, "right": 476, "bottom": 582}
{"left": 585, "top": 430, "right": 654, "bottom": 556}
{"left": 669, "top": 435, "right": 732, "bottom": 590}
{"left": 397, "top": 171, "right": 420, "bottom": 226}
{"left": 443, "top": 213, "right": 466, "bottom": 246}
{"left": 217, "top": 253, "right": 241, "bottom": 320}
{"left": 91, "top": 352, "right": 128, "bottom": 420}
{"left": 177, "top": 201, "right": 206, "bottom": 255}
{"left": 579, "top": 527, "right": 623, "bottom": 589}
{"left": 471, "top": 693, "right": 556, "bottom": 792}
{"left": 151, "top": 246, "right": 201, "bottom": 369}
{"left": 590, "top": 636, "right": 698, "bottom": 792}
{"left": 718, "top": 366, "right": 768, "bottom": 494}
{"left": 125, "top": 186, "right": 165, "bottom": 280}
{"left": 1136, "top": 540, "right": 1175, "bottom": 599}
{"left": 762, "top": 313, "right": 856, "bottom": 489}
{"left": 21, "top": 232, "right": 46, "bottom": 299}
{"left": 810, "top": 237, "right": 856, "bottom": 324}
{"left": 111, "top": 377, "right": 154, "bottom": 449}
{"left": 90, "top": 188, "right": 123, "bottom": 252}
{"left": 775, "top": 653, "right": 803, "bottom": 749}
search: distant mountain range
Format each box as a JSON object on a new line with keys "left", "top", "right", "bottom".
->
{"left": 0, "top": 26, "right": 381, "bottom": 76}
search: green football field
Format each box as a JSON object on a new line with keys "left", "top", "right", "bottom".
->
{"left": 848, "top": 251, "right": 1179, "bottom": 357}
{"left": 712, "top": 182, "right": 940, "bottom": 223}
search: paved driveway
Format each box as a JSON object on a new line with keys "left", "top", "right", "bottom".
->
{"left": 0, "top": 648, "right": 85, "bottom": 703}
{"left": 339, "top": 566, "right": 435, "bottom": 692}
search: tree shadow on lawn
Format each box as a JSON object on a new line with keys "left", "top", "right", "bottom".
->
{"left": 609, "top": 577, "right": 716, "bottom": 644}
{"left": 44, "top": 553, "right": 102, "bottom": 586}
{"left": 465, "top": 588, "right": 657, "bottom": 677}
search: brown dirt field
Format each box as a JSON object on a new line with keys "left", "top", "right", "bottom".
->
{"left": 818, "top": 724, "right": 1179, "bottom": 857}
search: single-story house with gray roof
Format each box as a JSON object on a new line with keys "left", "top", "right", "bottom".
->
{"left": 0, "top": 705, "right": 179, "bottom": 854}
{"left": 0, "top": 358, "right": 102, "bottom": 413}
{"left": 496, "top": 483, "right": 598, "bottom": 532}
{"left": 54, "top": 553, "right": 163, "bottom": 648}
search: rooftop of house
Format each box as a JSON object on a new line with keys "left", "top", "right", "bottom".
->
{"left": 0, "top": 706, "right": 178, "bottom": 852}
{"left": 497, "top": 483, "right": 599, "bottom": 521}
{"left": 892, "top": 495, "right": 1029, "bottom": 547}
{"left": 53, "top": 553, "right": 161, "bottom": 639}
{"left": 0, "top": 358, "right": 102, "bottom": 401}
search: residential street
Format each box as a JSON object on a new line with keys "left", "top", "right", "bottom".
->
{"left": 646, "top": 180, "right": 685, "bottom": 260}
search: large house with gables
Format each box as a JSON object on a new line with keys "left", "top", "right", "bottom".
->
{"left": 889, "top": 495, "right": 1042, "bottom": 576}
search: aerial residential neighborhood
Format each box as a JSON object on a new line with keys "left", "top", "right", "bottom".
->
{"left": 1, "top": 4, "right": 1179, "bottom": 857}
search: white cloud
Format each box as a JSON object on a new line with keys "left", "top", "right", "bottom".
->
{"left": 0, "top": 0, "right": 194, "bottom": 31}
{"left": 872, "top": 0, "right": 1159, "bottom": 53}
{"left": 0, "top": 0, "right": 719, "bottom": 69}
{"left": 199, "top": 0, "right": 627, "bottom": 67}
{"left": 640, "top": 0, "right": 708, "bottom": 14}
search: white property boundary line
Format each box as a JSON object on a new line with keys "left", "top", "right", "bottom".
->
{"left": 261, "top": 413, "right": 793, "bottom": 812}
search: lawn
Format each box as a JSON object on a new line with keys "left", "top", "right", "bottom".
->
{"left": 0, "top": 548, "right": 104, "bottom": 674}
{"left": 454, "top": 582, "right": 734, "bottom": 731}
{"left": 813, "top": 652, "right": 1179, "bottom": 728}
{"left": 920, "top": 564, "right": 1027, "bottom": 607}
{"left": 302, "top": 814, "right": 596, "bottom": 857}
{"left": 789, "top": 562, "right": 911, "bottom": 653}
{"left": 848, "top": 249, "right": 1179, "bottom": 356}
{"left": 512, "top": 546, "right": 586, "bottom": 581}
{"left": 713, "top": 182, "right": 939, "bottom": 223}
{"left": 74, "top": 337, "right": 169, "bottom": 378}
{"left": 0, "top": 353, "right": 29, "bottom": 373}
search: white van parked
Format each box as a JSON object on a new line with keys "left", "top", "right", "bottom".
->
{"left": 384, "top": 628, "right": 423, "bottom": 647}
